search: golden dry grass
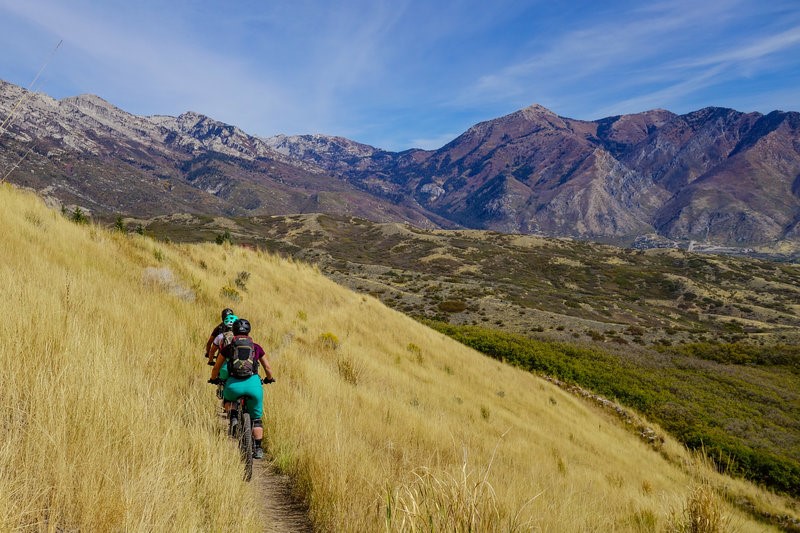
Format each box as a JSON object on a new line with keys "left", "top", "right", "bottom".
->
{"left": 1, "top": 184, "right": 794, "bottom": 531}
{"left": 0, "top": 185, "right": 260, "bottom": 531}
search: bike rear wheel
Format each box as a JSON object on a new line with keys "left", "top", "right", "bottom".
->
{"left": 240, "top": 412, "right": 253, "bottom": 481}
{"left": 228, "top": 407, "right": 240, "bottom": 438}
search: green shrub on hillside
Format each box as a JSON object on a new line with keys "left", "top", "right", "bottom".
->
{"left": 437, "top": 300, "right": 467, "bottom": 313}
{"left": 318, "top": 332, "right": 340, "bottom": 350}
{"left": 71, "top": 206, "right": 89, "bottom": 225}
{"left": 661, "top": 342, "right": 800, "bottom": 368}
{"left": 215, "top": 230, "right": 232, "bottom": 245}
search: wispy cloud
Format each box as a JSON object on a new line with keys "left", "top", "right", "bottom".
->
{"left": 594, "top": 65, "right": 728, "bottom": 117}
{"left": 293, "top": 1, "right": 414, "bottom": 131}
{"left": 597, "top": 24, "right": 800, "bottom": 116}
{"left": 1, "top": 0, "right": 798, "bottom": 149}
{"left": 459, "top": 0, "right": 800, "bottom": 118}
{"left": 462, "top": 1, "right": 739, "bottom": 103}
{"left": 0, "top": 1, "right": 294, "bottom": 127}
{"left": 669, "top": 25, "right": 800, "bottom": 68}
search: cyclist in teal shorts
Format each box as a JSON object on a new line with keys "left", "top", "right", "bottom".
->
{"left": 210, "top": 318, "right": 275, "bottom": 459}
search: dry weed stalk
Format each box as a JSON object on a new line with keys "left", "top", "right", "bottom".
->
{"left": 669, "top": 482, "right": 729, "bottom": 533}
{"left": 386, "top": 439, "right": 540, "bottom": 532}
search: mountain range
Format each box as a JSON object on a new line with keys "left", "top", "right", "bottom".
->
{"left": 1, "top": 78, "right": 799, "bottom": 250}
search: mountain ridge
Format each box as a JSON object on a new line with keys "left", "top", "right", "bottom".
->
{"left": 1, "top": 78, "right": 798, "bottom": 249}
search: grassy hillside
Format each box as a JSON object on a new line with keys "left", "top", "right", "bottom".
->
{"left": 0, "top": 185, "right": 260, "bottom": 530}
{"left": 135, "top": 211, "right": 800, "bottom": 498}
{"left": 2, "top": 184, "right": 797, "bottom": 531}
{"left": 425, "top": 321, "right": 800, "bottom": 498}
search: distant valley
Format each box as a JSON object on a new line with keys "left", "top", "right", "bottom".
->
{"left": 136, "top": 211, "right": 800, "bottom": 347}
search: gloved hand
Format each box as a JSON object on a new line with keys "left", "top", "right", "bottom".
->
{"left": 263, "top": 377, "right": 276, "bottom": 384}
{"left": 208, "top": 377, "right": 223, "bottom": 385}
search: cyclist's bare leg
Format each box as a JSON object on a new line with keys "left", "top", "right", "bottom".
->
{"left": 252, "top": 419, "right": 265, "bottom": 458}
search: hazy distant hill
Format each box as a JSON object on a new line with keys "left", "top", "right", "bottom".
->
{"left": 2, "top": 79, "right": 799, "bottom": 249}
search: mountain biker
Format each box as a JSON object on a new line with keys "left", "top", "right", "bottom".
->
{"left": 210, "top": 318, "right": 275, "bottom": 460}
{"left": 206, "top": 308, "right": 234, "bottom": 365}
{"left": 208, "top": 313, "right": 238, "bottom": 411}
{"left": 208, "top": 312, "right": 238, "bottom": 366}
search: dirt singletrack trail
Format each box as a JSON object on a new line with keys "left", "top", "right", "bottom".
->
{"left": 252, "top": 458, "right": 314, "bottom": 533}
{"left": 216, "top": 410, "right": 313, "bottom": 532}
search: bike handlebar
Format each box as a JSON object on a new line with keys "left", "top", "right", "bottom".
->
{"left": 207, "top": 377, "right": 274, "bottom": 385}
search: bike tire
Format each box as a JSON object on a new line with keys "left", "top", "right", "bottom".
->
{"left": 240, "top": 412, "right": 253, "bottom": 482}
{"left": 228, "top": 409, "right": 239, "bottom": 438}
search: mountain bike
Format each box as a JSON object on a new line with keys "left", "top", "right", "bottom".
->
{"left": 230, "top": 395, "right": 254, "bottom": 481}
{"left": 209, "top": 377, "right": 275, "bottom": 482}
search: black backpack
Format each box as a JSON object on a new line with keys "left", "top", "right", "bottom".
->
{"left": 224, "top": 336, "right": 258, "bottom": 378}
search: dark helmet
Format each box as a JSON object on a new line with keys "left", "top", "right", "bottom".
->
{"left": 233, "top": 318, "right": 251, "bottom": 335}
{"left": 221, "top": 308, "right": 234, "bottom": 321}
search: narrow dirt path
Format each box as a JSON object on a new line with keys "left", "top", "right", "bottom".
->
{"left": 216, "top": 410, "right": 314, "bottom": 532}
{"left": 252, "top": 458, "right": 314, "bottom": 533}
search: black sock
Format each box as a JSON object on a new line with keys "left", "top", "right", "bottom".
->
{"left": 255, "top": 439, "right": 262, "bottom": 449}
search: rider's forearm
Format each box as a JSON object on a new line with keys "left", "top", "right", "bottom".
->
{"left": 260, "top": 358, "right": 274, "bottom": 379}
{"left": 211, "top": 355, "right": 224, "bottom": 379}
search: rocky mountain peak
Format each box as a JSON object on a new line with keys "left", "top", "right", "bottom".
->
{"left": 59, "top": 93, "right": 127, "bottom": 125}
{"left": 453, "top": 104, "right": 571, "bottom": 152}
{"left": 1, "top": 77, "right": 798, "bottom": 251}
{"left": 174, "top": 110, "right": 207, "bottom": 125}
{"left": 264, "top": 133, "right": 377, "bottom": 159}
{"left": 62, "top": 93, "right": 114, "bottom": 108}
{"left": 497, "top": 103, "right": 567, "bottom": 130}
{"left": 519, "top": 103, "right": 560, "bottom": 121}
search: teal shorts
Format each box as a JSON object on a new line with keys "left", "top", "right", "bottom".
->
{"left": 222, "top": 374, "right": 264, "bottom": 418}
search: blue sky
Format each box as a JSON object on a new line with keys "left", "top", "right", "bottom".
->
{"left": 1, "top": 0, "right": 799, "bottom": 151}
